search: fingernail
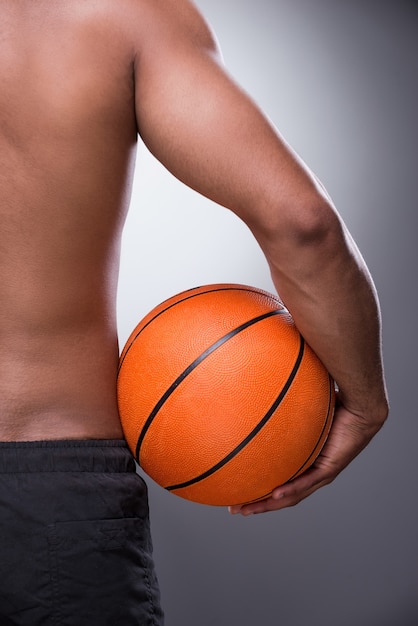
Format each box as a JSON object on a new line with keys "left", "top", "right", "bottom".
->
{"left": 272, "top": 491, "right": 285, "bottom": 501}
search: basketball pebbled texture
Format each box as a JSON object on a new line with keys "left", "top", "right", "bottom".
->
{"left": 117, "top": 284, "right": 335, "bottom": 506}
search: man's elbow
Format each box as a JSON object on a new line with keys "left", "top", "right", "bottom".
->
{"left": 256, "top": 194, "right": 345, "bottom": 257}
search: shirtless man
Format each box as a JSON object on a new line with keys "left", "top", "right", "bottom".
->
{"left": 0, "top": 0, "right": 388, "bottom": 622}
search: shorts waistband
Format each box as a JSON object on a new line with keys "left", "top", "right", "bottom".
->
{"left": 0, "top": 439, "right": 136, "bottom": 473}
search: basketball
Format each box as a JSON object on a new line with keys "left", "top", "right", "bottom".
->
{"left": 117, "top": 284, "right": 335, "bottom": 506}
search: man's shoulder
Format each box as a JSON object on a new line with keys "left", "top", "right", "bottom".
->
{"left": 108, "top": 0, "right": 218, "bottom": 57}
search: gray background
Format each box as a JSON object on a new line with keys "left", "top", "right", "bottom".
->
{"left": 117, "top": 1, "right": 418, "bottom": 624}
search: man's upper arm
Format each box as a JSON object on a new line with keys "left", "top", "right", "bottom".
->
{"left": 131, "top": 0, "right": 324, "bottom": 234}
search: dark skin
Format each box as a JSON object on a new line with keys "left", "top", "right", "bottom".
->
{"left": 0, "top": 0, "right": 388, "bottom": 514}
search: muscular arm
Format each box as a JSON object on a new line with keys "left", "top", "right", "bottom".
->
{"left": 131, "top": 0, "right": 389, "bottom": 513}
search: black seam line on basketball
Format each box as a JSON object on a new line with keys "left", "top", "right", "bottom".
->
{"left": 233, "top": 374, "right": 335, "bottom": 505}
{"left": 286, "top": 373, "right": 335, "bottom": 483}
{"left": 165, "top": 335, "right": 305, "bottom": 492}
{"left": 118, "top": 286, "right": 285, "bottom": 374}
{"left": 134, "top": 308, "right": 286, "bottom": 462}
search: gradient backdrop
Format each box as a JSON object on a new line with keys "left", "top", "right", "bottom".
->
{"left": 117, "top": 2, "right": 418, "bottom": 624}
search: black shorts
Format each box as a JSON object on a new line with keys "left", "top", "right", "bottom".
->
{"left": 0, "top": 439, "right": 164, "bottom": 625}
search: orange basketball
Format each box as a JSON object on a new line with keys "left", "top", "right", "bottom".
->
{"left": 117, "top": 284, "right": 335, "bottom": 506}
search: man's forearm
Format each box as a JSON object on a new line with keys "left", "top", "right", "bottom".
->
{"left": 262, "top": 203, "right": 388, "bottom": 423}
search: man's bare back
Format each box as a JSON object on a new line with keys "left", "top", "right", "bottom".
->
{"left": 0, "top": 1, "right": 140, "bottom": 440}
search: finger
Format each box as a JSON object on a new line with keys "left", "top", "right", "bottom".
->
{"left": 228, "top": 484, "right": 315, "bottom": 515}
{"left": 271, "top": 465, "right": 331, "bottom": 501}
{"left": 228, "top": 464, "right": 334, "bottom": 515}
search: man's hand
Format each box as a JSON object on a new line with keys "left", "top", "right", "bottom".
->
{"left": 228, "top": 396, "right": 388, "bottom": 515}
